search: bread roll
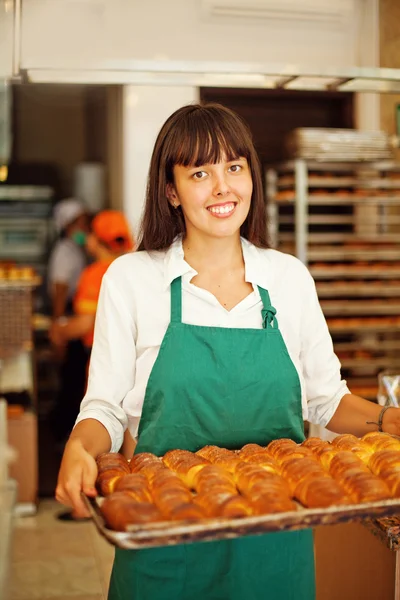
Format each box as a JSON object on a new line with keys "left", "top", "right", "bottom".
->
{"left": 168, "top": 503, "right": 205, "bottom": 521}
{"left": 101, "top": 492, "right": 162, "bottom": 530}
{"left": 281, "top": 458, "right": 328, "bottom": 494}
{"left": 194, "top": 491, "right": 237, "bottom": 517}
{"left": 196, "top": 446, "right": 240, "bottom": 472}
{"left": 163, "top": 449, "right": 209, "bottom": 487}
{"left": 267, "top": 438, "right": 298, "bottom": 458}
{"left": 295, "top": 476, "right": 349, "bottom": 508}
{"left": 362, "top": 432, "right": 400, "bottom": 452}
{"left": 96, "top": 452, "right": 130, "bottom": 475}
{"left": 130, "top": 452, "right": 162, "bottom": 473}
{"left": 96, "top": 468, "right": 125, "bottom": 495}
{"left": 216, "top": 495, "right": 253, "bottom": 518}
{"left": 238, "top": 443, "right": 267, "bottom": 458}
{"left": 193, "top": 465, "right": 237, "bottom": 495}
{"left": 113, "top": 474, "right": 153, "bottom": 503}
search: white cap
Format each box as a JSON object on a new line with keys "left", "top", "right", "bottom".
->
{"left": 53, "top": 198, "right": 86, "bottom": 233}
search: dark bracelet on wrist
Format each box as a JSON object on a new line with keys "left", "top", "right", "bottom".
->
{"left": 366, "top": 405, "right": 392, "bottom": 432}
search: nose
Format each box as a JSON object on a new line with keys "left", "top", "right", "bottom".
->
{"left": 213, "top": 173, "right": 230, "bottom": 197}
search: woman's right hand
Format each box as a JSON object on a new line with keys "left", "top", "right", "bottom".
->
{"left": 55, "top": 438, "right": 98, "bottom": 518}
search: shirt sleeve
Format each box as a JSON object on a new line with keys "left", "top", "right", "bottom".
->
{"left": 48, "top": 242, "right": 77, "bottom": 287}
{"left": 299, "top": 267, "right": 350, "bottom": 427}
{"left": 74, "top": 268, "right": 100, "bottom": 315}
{"left": 75, "top": 272, "right": 137, "bottom": 452}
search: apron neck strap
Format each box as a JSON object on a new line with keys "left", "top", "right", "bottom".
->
{"left": 171, "top": 279, "right": 277, "bottom": 328}
{"left": 170, "top": 276, "right": 182, "bottom": 323}
{"left": 258, "top": 286, "right": 278, "bottom": 329}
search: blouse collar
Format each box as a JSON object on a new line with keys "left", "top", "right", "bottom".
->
{"left": 163, "top": 236, "right": 273, "bottom": 291}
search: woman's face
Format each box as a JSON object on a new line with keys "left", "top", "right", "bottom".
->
{"left": 170, "top": 155, "right": 253, "bottom": 242}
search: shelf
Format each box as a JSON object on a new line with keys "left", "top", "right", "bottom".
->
{"left": 327, "top": 321, "right": 400, "bottom": 332}
{"left": 310, "top": 268, "right": 400, "bottom": 279}
{"left": 274, "top": 195, "right": 400, "bottom": 205}
{"left": 321, "top": 302, "right": 400, "bottom": 316}
{"left": 340, "top": 358, "right": 400, "bottom": 369}
{"left": 316, "top": 285, "right": 400, "bottom": 297}
{"left": 336, "top": 339, "right": 400, "bottom": 350}
{"left": 307, "top": 249, "right": 400, "bottom": 261}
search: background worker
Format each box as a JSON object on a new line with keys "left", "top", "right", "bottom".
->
{"left": 48, "top": 198, "right": 89, "bottom": 447}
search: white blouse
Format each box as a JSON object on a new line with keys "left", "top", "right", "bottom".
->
{"left": 76, "top": 237, "right": 349, "bottom": 452}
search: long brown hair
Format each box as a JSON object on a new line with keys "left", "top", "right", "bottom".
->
{"left": 138, "top": 103, "right": 269, "bottom": 251}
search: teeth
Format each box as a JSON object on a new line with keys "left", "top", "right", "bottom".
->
{"left": 208, "top": 203, "right": 235, "bottom": 215}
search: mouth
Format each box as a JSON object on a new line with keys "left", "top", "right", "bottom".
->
{"left": 206, "top": 202, "right": 237, "bottom": 218}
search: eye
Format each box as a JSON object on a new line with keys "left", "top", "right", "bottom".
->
{"left": 228, "top": 164, "right": 242, "bottom": 173}
{"left": 192, "top": 171, "right": 207, "bottom": 180}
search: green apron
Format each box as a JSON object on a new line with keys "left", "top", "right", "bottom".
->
{"left": 108, "top": 277, "right": 315, "bottom": 600}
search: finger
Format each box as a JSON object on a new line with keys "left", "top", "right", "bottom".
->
{"left": 82, "top": 461, "right": 98, "bottom": 497}
{"left": 68, "top": 483, "right": 91, "bottom": 518}
{"left": 55, "top": 486, "right": 73, "bottom": 507}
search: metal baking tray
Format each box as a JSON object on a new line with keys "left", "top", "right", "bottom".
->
{"left": 84, "top": 494, "right": 400, "bottom": 551}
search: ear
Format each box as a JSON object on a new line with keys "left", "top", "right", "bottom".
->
{"left": 166, "top": 183, "right": 180, "bottom": 208}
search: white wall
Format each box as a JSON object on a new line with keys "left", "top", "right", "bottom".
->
{"left": 123, "top": 86, "right": 199, "bottom": 236}
{"left": 21, "top": 0, "right": 358, "bottom": 70}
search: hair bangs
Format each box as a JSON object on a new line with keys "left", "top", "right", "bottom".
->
{"left": 165, "top": 108, "right": 251, "bottom": 176}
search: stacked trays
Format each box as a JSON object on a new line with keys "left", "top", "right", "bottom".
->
{"left": 285, "top": 129, "right": 394, "bottom": 162}
{"left": 266, "top": 160, "right": 400, "bottom": 400}
{"left": 86, "top": 433, "right": 400, "bottom": 549}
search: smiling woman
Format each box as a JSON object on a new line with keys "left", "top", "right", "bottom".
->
{"left": 55, "top": 102, "right": 400, "bottom": 600}
{"left": 138, "top": 102, "right": 268, "bottom": 251}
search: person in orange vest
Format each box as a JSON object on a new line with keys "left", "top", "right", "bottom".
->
{"left": 50, "top": 210, "right": 134, "bottom": 352}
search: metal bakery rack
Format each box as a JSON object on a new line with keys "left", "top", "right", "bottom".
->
{"left": 266, "top": 157, "right": 400, "bottom": 400}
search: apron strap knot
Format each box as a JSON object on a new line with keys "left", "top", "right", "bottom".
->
{"left": 262, "top": 306, "right": 277, "bottom": 329}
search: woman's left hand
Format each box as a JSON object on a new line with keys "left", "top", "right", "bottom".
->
{"left": 381, "top": 407, "right": 400, "bottom": 436}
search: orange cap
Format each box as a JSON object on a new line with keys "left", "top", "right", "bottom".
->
{"left": 92, "top": 210, "right": 134, "bottom": 252}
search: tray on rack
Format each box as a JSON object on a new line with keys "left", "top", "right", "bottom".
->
{"left": 84, "top": 494, "right": 400, "bottom": 551}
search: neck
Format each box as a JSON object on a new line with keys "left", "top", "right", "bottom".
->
{"left": 182, "top": 233, "right": 244, "bottom": 273}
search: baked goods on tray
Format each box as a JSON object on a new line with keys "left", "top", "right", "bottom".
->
{"left": 95, "top": 433, "right": 400, "bottom": 531}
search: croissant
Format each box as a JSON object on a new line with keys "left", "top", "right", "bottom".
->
{"left": 101, "top": 492, "right": 163, "bottom": 530}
